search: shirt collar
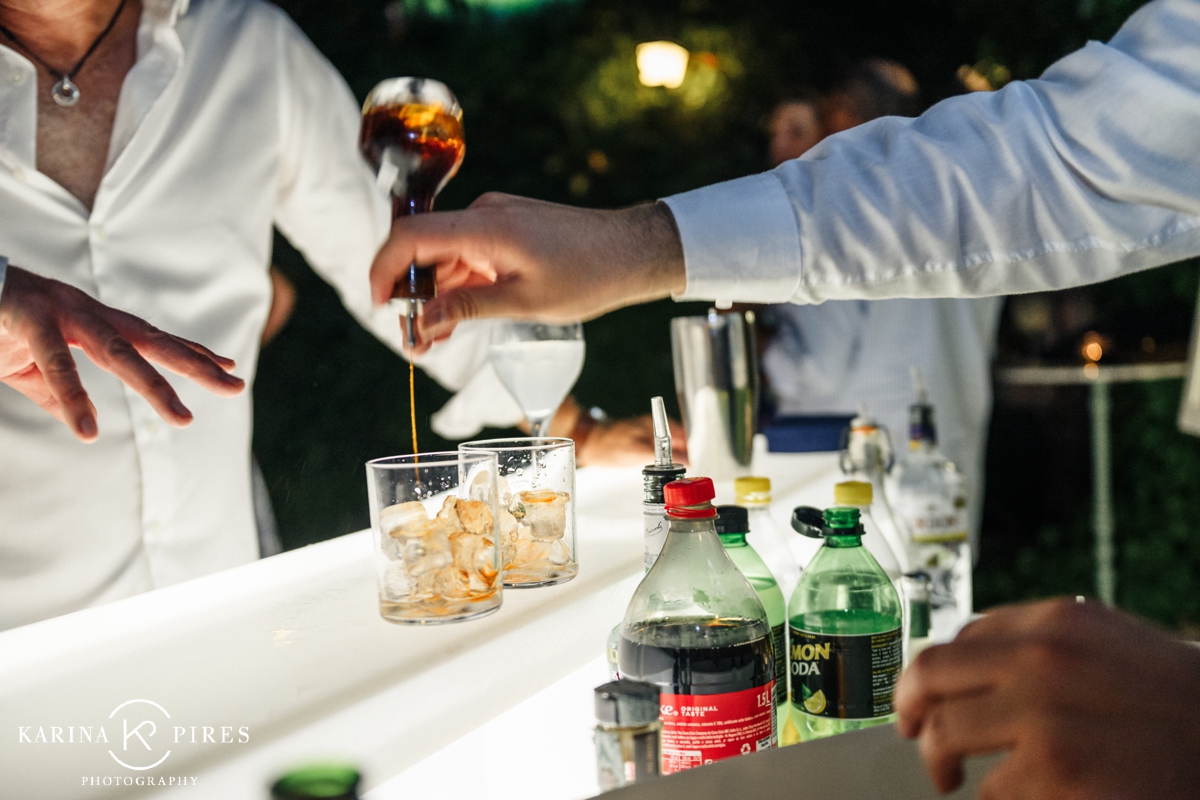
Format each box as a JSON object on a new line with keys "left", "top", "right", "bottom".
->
{"left": 142, "top": 0, "right": 190, "bottom": 26}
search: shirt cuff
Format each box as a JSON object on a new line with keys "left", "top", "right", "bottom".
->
{"left": 662, "top": 171, "right": 803, "bottom": 305}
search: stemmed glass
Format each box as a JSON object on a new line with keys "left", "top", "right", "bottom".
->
{"left": 488, "top": 322, "right": 585, "bottom": 438}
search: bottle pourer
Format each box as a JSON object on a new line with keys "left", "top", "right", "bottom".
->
{"left": 651, "top": 396, "right": 673, "bottom": 467}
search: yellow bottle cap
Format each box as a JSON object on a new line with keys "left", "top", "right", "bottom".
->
{"left": 734, "top": 476, "right": 772, "bottom": 505}
{"left": 833, "top": 481, "right": 873, "bottom": 506}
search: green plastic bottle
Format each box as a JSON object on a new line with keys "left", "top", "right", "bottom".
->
{"left": 716, "top": 505, "right": 790, "bottom": 743}
{"left": 787, "top": 506, "right": 903, "bottom": 741}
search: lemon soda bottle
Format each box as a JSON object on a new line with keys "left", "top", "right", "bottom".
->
{"left": 787, "top": 506, "right": 902, "bottom": 741}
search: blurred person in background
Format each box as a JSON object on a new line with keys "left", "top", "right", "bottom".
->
{"left": 760, "top": 60, "right": 1004, "bottom": 548}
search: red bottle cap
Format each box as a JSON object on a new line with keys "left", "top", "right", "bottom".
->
{"left": 664, "top": 477, "right": 717, "bottom": 519}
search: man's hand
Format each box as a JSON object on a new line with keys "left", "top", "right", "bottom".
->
{"left": 0, "top": 266, "right": 245, "bottom": 441}
{"left": 896, "top": 597, "right": 1200, "bottom": 798}
{"left": 370, "top": 193, "right": 686, "bottom": 353}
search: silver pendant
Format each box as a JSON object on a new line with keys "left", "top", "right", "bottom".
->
{"left": 52, "top": 76, "right": 80, "bottom": 107}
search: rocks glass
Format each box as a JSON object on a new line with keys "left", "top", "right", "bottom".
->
{"left": 459, "top": 438, "right": 577, "bottom": 587}
{"left": 367, "top": 451, "right": 502, "bottom": 624}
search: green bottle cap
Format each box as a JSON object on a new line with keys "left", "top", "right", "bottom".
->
{"left": 271, "top": 764, "right": 361, "bottom": 800}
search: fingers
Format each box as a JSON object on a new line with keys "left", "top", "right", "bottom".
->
{"left": 22, "top": 322, "right": 98, "bottom": 440}
{"left": 69, "top": 314, "right": 197, "bottom": 426}
{"left": 916, "top": 691, "right": 1015, "bottom": 792}
{"left": 370, "top": 212, "right": 496, "bottom": 306}
{"left": 896, "top": 639, "right": 1013, "bottom": 736}
{"left": 100, "top": 309, "right": 244, "bottom": 398}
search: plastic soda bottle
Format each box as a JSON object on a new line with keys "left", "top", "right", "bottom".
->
{"left": 618, "top": 478, "right": 776, "bottom": 773}
{"left": 716, "top": 505, "right": 790, "bottom": 743}
{"left": 787, "top": 506, "right": 903, "bottom": 741}
{"left": 734, "top": 476, "right": 805, "bottom": 589}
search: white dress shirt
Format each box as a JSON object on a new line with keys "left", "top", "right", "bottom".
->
{"left": 0, "top": 0, "right": 517, "bottom": 629}
{"left": 762, "top": 297, "right": 1003, "bottom": 543}
{"left": 663, "top": 0, "right": 1200, "bottom": 305}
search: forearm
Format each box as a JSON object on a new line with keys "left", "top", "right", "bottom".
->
{"left": 665, "top": 0, "right": 1200, "bottom": 305}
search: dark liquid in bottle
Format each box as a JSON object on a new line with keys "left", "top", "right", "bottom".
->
{"left": 359, "top": 103, "right": 465, "bottom": 301}
{"left": 618, "top": 618, "right": 774, "bottom": 696}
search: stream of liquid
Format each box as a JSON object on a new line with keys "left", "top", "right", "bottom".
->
{"left": 409, "top": 360, "right": 419, "bottom": 455}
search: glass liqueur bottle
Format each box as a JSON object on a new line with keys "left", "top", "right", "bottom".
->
{"left": 716, "top": 504, "right": 790, "bottom": 743}
{"left": 618, "top": 477, "right": 776, "bottom": 774}
{"left": 359, "top": 77, "right": 464, "bottom": 348}
{"left": 788, "top": 506, "right": 903, "bottom": 742}
{"left": 890, "top": 368, "right": 973, "bottom": 638}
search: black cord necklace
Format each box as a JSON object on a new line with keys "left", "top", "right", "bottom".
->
{"left": 0, "top": 0, "right": 129, "bottom": 108}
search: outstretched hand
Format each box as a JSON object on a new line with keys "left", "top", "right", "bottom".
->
{"left": 0, "top": 265, "right": 245, "bottom": 441}
{"left": 896, "top": 597, "right": 1200, "bottom": 798}
{"left": 370, "top": 193, "right": 686, "bottom": 354}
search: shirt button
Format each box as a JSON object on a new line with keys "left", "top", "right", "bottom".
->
{"left": 8, "top": 70, "right": 25, "bottom": 86}
{"left": 12, "top": 167, "right": 26, "bottom": 182}
{"left": 147, "top": 521, "right": 165, "bottom": 539}
{"left": 142, "top": 419, "right": 161, "bottom": 437}
{"left": 91, "top": 224, "right": 108, "bottom": 241}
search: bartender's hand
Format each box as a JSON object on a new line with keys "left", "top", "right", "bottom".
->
{"left": 896, "top": 597, "right": 1200, "bottom": 798}
{"left": 370, "top": 193, "right": 686, "bottom": 349}
{"left": 0, "top": 265, "right": 245, "bottom": 441}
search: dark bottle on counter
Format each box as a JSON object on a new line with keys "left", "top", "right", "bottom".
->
{"left": 594, "top": 679, "right": 662, "bottom": 790}
{"left": 618, "top": 477, "right": 776, "bottom": 774}
{"left": 270, "top": 764, "right": 360, "bottom": 800}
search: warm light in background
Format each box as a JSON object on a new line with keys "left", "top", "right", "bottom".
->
{"left": 636, "top": 41, "right": 689, "bottom": 88}
{"left": 1082, "top": 331, "right": 1104, "bottom": 363}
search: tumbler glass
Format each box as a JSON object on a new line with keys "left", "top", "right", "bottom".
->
{"left": 459, "top": 438, "right": 577, "bottom": 587}
{"left": 367, "top": 451, "right": 502, "bottom": 624}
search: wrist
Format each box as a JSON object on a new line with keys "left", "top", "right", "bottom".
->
{"left": 615, "top": 203, "right": 686, "bottom": 302}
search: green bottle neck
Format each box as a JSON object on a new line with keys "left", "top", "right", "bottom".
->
{"left": 824, "top": 532, "right": 863, "bottom": 548}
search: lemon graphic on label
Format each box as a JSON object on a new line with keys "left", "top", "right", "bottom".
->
{"left": 803, "top": 689, "right": 827, "bottom": 715}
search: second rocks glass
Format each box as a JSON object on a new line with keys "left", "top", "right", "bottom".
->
{"left": 459, "top": 438, "right": 578, "bottom": 587}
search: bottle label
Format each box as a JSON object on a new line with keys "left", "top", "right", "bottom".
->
{"left": 789, "top": 628, "right": 901, "bottom": 719}
{"left": 643, "top": 507, "right": 669, "bottom": 570}
{"left": 771, "top": 623, "right": 786, "bottom": 708}
{"left": 894, "top": 496, "right": 967, "bottom": 544}
{"left": 659, "top": 682, "right": 776, "bottom": 773}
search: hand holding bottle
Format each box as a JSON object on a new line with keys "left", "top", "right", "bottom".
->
{"left": 895, "top": 597, "right": 1200, "bottom": 798}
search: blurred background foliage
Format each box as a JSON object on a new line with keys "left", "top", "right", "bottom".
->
{"left": 257, "top": 0, "right": 1200, "bottom": 628}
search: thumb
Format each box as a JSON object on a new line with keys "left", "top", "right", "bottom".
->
{"left": 420, "top": 283, "right": 518, "bottom": 341}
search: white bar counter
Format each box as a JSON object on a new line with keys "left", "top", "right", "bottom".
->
{"left": 0, "top": 451, "right": 842, "bottom": 799}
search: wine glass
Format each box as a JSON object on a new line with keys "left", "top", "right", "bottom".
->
{"left": 488, "top": 322, "right": 585, "bottom": 438}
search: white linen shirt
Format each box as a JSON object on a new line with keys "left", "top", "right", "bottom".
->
{"left": 0, "top": 0, "right": 517, "bottom": 629}
{"left": 663, "top": 0, "right": 1200, "bottom": 306}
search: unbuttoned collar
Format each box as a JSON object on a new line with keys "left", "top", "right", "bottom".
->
{"left": 143, "top": 0, "right": 190, "bottom": 26}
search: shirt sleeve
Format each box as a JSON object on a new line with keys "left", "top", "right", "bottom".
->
{"left": 664, "top": 0, "right": 1200, "bottom": 305}
{"left": 268, "top": 12, "right": 522, "bottom": 435}
{"left": 0, "top": 256, "right": 8, "bottom": 307}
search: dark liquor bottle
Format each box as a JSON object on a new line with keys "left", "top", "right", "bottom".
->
{"left": 359, "top": 77, "right": 465, "bottom": 346}
{"left": 618, "top": 477, "right": 776, "bottom": 774}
